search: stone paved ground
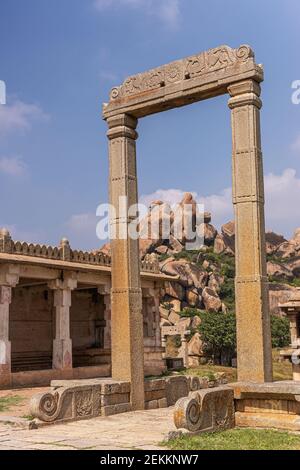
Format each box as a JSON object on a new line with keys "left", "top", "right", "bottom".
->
{"left": 0, "top": 407, "right": 176, "bottom": 450}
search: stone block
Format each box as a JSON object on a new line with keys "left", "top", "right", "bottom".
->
{"left": 158, "top": 398, "right": 168, "bottom": 408}
{"left": 101, "top": 380, "right": 131, "bottom": 395}
{"left": 174, "top": 386, "right": 235, "bottom": 433}
{"left": 145, "top": 400, "right": 158, "bottom": 410}
{"left": 100, "top": 392, "right": 130, "bottom": 406}
{"left": 144, "top": 378, "right": 166, "bottom": 392}
{"left": 166, "top": 376, "right": 190, "bottom": 406}
{"left": 229, "top": 381, "right": 300, "bottom": 432}
{"left": 101, "top": 402, "right": 132, "bottom": 417}
{"left": 145, "top": 389, "right": 166, "bottom": 402}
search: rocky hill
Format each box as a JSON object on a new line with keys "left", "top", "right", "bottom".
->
{"left": 100, "top": 193, "right": 300, "bottom": 366}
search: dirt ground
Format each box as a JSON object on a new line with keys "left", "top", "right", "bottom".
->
{"left": 0, "top": 387, "right": 50, "bottom": 418}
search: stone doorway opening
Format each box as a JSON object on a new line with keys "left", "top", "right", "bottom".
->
{"left": 10, "top": 281, "right": 54, "bottom": 373}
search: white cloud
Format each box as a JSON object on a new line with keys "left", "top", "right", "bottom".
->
{"left": 0, "top": 155, "right": 27, "bottom": 177}
{"left": 140, "top": 168, "right": 300, "bottom": 238}
{"left": 291, "top": 135, "right": 300, "bottom": 153}
{"left": 94, "top": 0, "right": 181, "bottom": 29}
{"left": 0, "top": 99, "right": 48, "bottom": 136}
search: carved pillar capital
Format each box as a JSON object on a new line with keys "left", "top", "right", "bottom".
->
{"left": 48, "top": 273, "right": 77, "bottom": 292}
{"left": 107, "top": 114, "right": 138, "bottom": 140}
{"left": 0, "top": 264, "right": 19, "bottom": 288}
{"left": 228, "top": 80, "right": 262, "bottom": 109}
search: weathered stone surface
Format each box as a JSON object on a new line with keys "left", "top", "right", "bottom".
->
{"left": 269, "top": 283, "right": 295, "bottom": 315}
{"left": 214, "top": 222, "right": 235, "bottom": 255}
{"left": 161, "top": 260, "right": 208, "bottom": 289}
{"left": 165, "top": 376, "right": 190, "bottom": 406}
{"left": 173, "top": 386, "right": 235, "bottom": 433}
{"left": 202, "top": 223, "right": 218, "bottom": 245}
{"left": 202, "top": 287, "right": 222, "bottom": 312}
{"left": 168, "top": 309, "right": 180, "bottom": 325}
{"left": 165, "top": 281, "right": 185, "bottom": 300}
{"left": 265, "top": 231, "right": 287, "bottom": 255}
{"left": 159, "top": 305, "right": 170, "bottom": 320}
{"left": 230, "top": 381, "right": 300, "bottom": 432}
{"left": 208, "top": 273, "right": 224, "bottom": 293}
{"left": 177, "top": 316, "right": 191, "bottom": 332}
{"left": 186, "top": 288, "right": 200, "bottom": 307}
{"left": 191, "top": 315, "right": 201, "bottom": 330}
{"left": 144, "top": 378, "right": 166, "bottom": 392}
{"left": 101, "top": 403, "right": 132, "bottom": 417}
{"left": 145, "top": 400, "right": 159, "bottom": 410}
{"left": 103, "top": 45, "right": 260, "bottom": 120}
{"left": 158, "top": 398, "right": 168, "bottom": 408}
{"left": 187, "top": 332, "right": 203, "bottom": 357}
{"left": 267, "top": 261, "right": 293, "bottom": 281}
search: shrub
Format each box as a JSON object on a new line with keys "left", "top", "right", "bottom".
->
{"left": 179, "top": 307, "right": 203, "bottom": 318}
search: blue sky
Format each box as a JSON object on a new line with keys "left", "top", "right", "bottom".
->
{"left": 0, "top": 0, "right": 300, "bottom": 249}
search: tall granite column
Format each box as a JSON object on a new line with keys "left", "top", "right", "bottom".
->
{"left": 48, "top": 275, "right": 77, "bottom": 371}
{"left": 106, "top": 114, "right": 144, "bottom": 410}
{"left": 228, "top": 79, "right": 273, "bottom": 383}
{"left": 0, "top": 264, "right": 19, "bottom": 388}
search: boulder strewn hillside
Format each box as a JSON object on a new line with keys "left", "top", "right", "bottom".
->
{"left": 99, "top": 192, "right": 299, "bottom": 365}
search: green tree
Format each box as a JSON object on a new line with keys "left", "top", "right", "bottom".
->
{"left": 198, "top": 311, "right": 236, "bottom": 366}
{"left": 271, "top": 315, "right": 290, "bottom": 348}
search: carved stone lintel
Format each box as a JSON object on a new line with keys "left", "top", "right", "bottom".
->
{"left": 107, "top": 45, "right": 255, "bottom": 105}
{"left": 173, "top": 386, "right": 235, "bottom": 433}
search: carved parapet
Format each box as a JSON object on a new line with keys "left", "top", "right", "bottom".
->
{"left": 1, "top": 233, "right": 157, "bottom": 274}
{"left": 173, "top": 386, "right": 235, "bottom": 433}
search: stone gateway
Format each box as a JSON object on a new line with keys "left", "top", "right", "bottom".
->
{"left": 103, "top": 44, "right": 273, "bottom": 409}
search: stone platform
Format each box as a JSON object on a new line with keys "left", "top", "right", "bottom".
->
{"left": 229, "top": 381, "right": 300, "bottom": 432}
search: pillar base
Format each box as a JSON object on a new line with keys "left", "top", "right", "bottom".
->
{"left": 293, "top": 364, "right": 300, "bottom": 382}
{"left": 230, "top": 381, "right": 300, "bottom": 432}
{"left": 0, "top": 364, "right": 11, "bottom": 388}
{"left": 53, "top": 339, "right": 72, "bottom": 370}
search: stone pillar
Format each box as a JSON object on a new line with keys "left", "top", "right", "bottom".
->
{"left": 289, "top": 313, "right": 298, "bottom": 347}
{"left": 228, "top": 79, "right": 273, "bottom": 383}
{"left": 151, "top": 287, "right": 162, "bottom": 348}
{"left": 0, "top": 265, "right": 19, "bottom": 387}
{"left": 179, "top": 335, "right": 189, "bottom": 368}
{"left": 98, "top": 285, "right": 111, "bottom": 349}
{"left": 48, "top": 275, "right": 77, "bottom": 371}
{"left": 106, "top": 114, "right": 144, "bottom": 410}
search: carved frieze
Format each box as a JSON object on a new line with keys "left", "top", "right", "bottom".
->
{"left": 109, "top": 45, "right": 254, "bottom": 102}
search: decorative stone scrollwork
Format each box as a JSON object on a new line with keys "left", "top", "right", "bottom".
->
{"left": 236, "top": 44, "right": 254, "bottom": 61}
{"left": 173, "top": 386, "right": 235, "bottom": 433}
{"left": 30, "top": 385, "right": 102, "bottom": 423}
{"left": 30, "top": 391, "right": 61, "bottom": 422}
{"left": 39, "top": 392, "right": 59, "bottom": 417}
